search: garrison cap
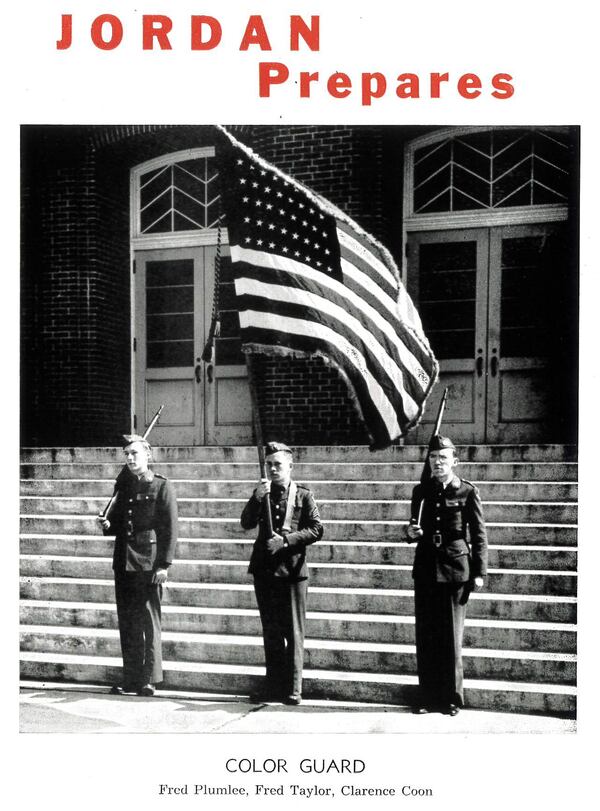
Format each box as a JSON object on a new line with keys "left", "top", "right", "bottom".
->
{"left": 428, "top": 434, "right": 456, "bottom": 451}
{"left": 122, "top": 434, "right": 151, "bottom": 449}
{"left": 264, "top": 441, "right": 293, "bottom": 457}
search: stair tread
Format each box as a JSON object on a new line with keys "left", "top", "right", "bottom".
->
{"left": 19, "top": 624, "right": 577, "bottom": 663}
{"left": 19, "top": 577, "right": 578, "bottom": 602}
{"left": 21, "top": 477, "right": 579, "bottom": 484}
{"left": 19, "top": 604, "right": 577, "bottom": 633}
{"left": 19, "top": 536, "right": 579, "bottom": 552}
{"left": 18, "top": 553, "right": 579, "bottom": 577}
{"left": 18, "top": 535, "right": 581, "bottom": 551}
{"left": 21, "top": 513, "right": 579, "bottom": 527}
{"left": 21, "top": 495, "right": 578, "bottom": 505}
{"left": 18, "top": 650, "right": 578, "bottom": 694}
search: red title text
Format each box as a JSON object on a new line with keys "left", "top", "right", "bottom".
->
{"left": 56, "top": 13, "right": 515, "bottom": 105}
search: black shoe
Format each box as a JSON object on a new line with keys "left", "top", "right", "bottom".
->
{"left": 137, "top": 684, "right": 156, "bottom": 697}
{"left": 283, "top": 694, "right": 302, "bottom": 706}
{"left": 447, "top": 704, "right": 460, "bottom": 717}
{"left": 110, "top": 684, "right": 137, "bottom": 695}
{"left": 412, "top": 706, "right": 429, "bottom": 715}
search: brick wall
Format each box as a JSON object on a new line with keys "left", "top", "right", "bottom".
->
{"left": 21, "top": 124, "right": 407, "bottom": 446}
{"left": 21, "top": 128, "right": 114, "bottom": 445}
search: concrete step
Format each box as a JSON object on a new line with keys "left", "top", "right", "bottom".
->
{"left": 20, "top": 496, "right": 579, "bottom": 525}
{"left": 19, "top": 651, "right": 577, "bottom": 715}
{"left": 20, "top": 444, "right": 578, "bottom": 464}
{"left": 20, "top": 461, "right": 579, "bottom": 482}
{"left": 20, "top": 579, "right": 577, "bottom": 623}
{"left": 20, "top": 536, "right": 577, "bottom": 571}
{"left": 20, "top": 478, "right": 579, "bottom": 502}
{"left": 19, "top": 516, "right": 579, "bottom": 545}
{"left": 20, "top": 555, "right": 578, "bottom": 595}
{"left": 18, "top": 624, "right": 576, "bottom": 684}
{"left": 19, "top": 603, "right": 577, "bottom": 654}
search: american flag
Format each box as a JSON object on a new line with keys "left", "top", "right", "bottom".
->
{"left": 216, "top": 127, "right": 438, "bottom": 449}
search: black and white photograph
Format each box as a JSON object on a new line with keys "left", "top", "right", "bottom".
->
{"left": 5, "top": 1, "right": 598, "bottom": 809}
{"left": 19, "top": 122, "right": 579, "bottom": 733}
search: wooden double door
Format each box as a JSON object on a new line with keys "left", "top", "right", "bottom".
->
{"left": 133, "top": 246, "right": 253, "bottom": 445}
{"left": 406, "top": 222, "right": 571, "bottom": 444}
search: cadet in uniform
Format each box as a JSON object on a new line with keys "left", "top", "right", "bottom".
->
{"left": 98, "top": 435, "right": 178, "bottom": 696}
{"left": 241, "top": 442, "right": 323, "bottom": 705}
{"left": 406, "top": 435, "right": 487, "bottom": 716}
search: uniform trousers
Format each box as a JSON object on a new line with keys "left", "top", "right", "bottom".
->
{"left": 413, "top": 577, "right": 470, "bottom": 707}
{"left": 253, "top": 576, "right": 308, "bottom": 696}
{"left": 114, "top": 571, "right": 163, "bottom": 687}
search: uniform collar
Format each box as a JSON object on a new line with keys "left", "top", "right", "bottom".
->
{"left": 270, "top": 481, "right": 290, "bottom": 497}
{"left": 444, "top": 474, "right": 461, "bottom": 492}
{"left": 430, "top": 474, "right": 460, "bottom": 492}
{"left": 137, "top": 469, "right": 155, "bottom": 483}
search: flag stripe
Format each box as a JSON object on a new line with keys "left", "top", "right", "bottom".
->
{"left": 234, "top": 269, "right": 425, "bottom": 412}
{"left": 339, "top": 255, "right": 433, "bottom": 373}
{"left": 232, "top": 246, "right": 432, "bottom": 398}
{"left": 238, "top": 312, "right": 402, "bottom": 439}
{"left": 341, "top": 260, "right": 429, "bottom": 374}
{"left": 340, "top": 253, "right": 396, "bottom": 311}
{"left": 235, "top": 281, "right": 420, "bottom": 421}
{"left": 336, "top": 224, "right": 399, "bottom": 293}
{"left": 338, "top": 221, "right": 427, "bottom": 338}
{"left": 238, "top": 297, "right": 415, "bottom": 432}
{"left": 242, "top": 335, "right": 391, "bottom": 447}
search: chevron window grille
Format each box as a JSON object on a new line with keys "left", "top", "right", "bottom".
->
{"left": 413, "top": 129, "right": 570, "bottom": 214}
{"left": 139, "top": 155, "right": 221, "bottom": 234}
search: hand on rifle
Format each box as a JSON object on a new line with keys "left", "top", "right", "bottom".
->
{"left": 266, "top": 533, "right": 285, "bottom": 554}
{"left": 253, "top": 479, "right": 271, "bottom": 501}
{"left": 406, "top": 519, "right": 423, "bottom": 542}
{"left": 152, "top": 568, "right": 169, "bottom": 586}
{"left": 97, "top": 514, "right": 110, "bottom": 531}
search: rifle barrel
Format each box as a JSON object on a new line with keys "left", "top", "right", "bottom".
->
{"left": 143, "top": 403, "right": 165, "bottom": 440}
{"left": 432, "top": 387, "right": 449, "bottom": 436}
{"left": 419, "top": 387, "right": 450, "bottom": 486}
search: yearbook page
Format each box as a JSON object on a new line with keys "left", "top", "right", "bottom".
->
{"left": 5, "top": 1, "right": 597, "bottom": 809}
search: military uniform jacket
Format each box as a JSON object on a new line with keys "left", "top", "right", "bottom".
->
{"left": 410, "top": 475, "right": 488, "bottom": 584}
{"left": 105, "top": 467, "right": 178, "bottom": 573}
{"left": 241, "top": 481, "right": 323, "bottom": 581}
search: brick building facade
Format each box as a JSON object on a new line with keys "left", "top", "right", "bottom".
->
{"left": 21, "top": 124, "right": 578, "bottom": 447}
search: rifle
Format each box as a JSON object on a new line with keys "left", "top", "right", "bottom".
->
{"left": 412, "top": 387, "right": 449, "bottom": 527}
{"left": 419, "top": 387, "right": 449, "bottom": 485}
{"left": 99, "top": 403, "right": 165, "bottom": 521}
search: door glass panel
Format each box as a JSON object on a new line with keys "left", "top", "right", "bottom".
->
{"left": 146, "top": 259, "right": 194, "bottom": 368}
{"left": 500, "top": 236, "right": 552, "bottom": 357}
{"left": 418, "top": 242, "right": 477, "bottom": 359}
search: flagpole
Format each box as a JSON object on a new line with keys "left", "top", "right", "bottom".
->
{"left": 245, "top": 355, "right": 274, "bottom": 537}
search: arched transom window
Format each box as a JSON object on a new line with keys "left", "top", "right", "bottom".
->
{"left": 132, "top": 148, "right": 221, "bottom": 239}
{"left": 405, "top": 127, "right": 572, "bottom": 221}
